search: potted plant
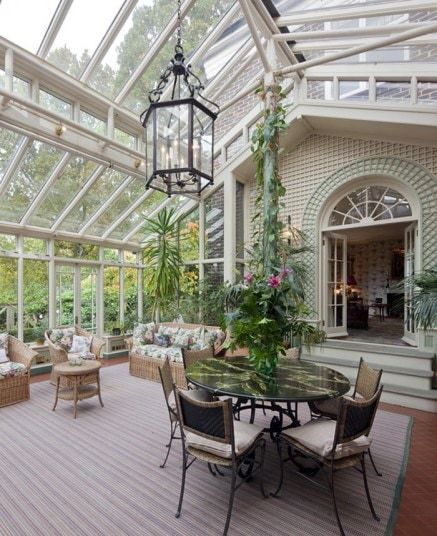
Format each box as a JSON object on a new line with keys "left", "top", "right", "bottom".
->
{"left": 142, "top": 207, "right": 184, "bottom": 322}
{"left": 224, "top": 83, "right": 325, "bottom": 376}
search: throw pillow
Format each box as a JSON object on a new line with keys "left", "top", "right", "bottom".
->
{"left": 0, "top": 333, "right": 8, "bottom": 359}
{"left": 154, "top": 334, "right": 170, "bottom": 347}
{"left": 203, "top": 329, "right": 226, "bottom": 350}
{"left": 172, "top": 332, "right": 190, "bottom": 349}
{"left": 158, "top": 326, "right": 180, "bottom": 345}
{"left": 70, "top": 335, "right": 91, "bottom": 354}
{"left": 133, "top": 322, "right": 155, "bottom": 346}
{"left": 0, "top": 347, "right": 8, "bottom": 363}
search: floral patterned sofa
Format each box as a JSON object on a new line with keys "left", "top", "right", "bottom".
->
{"left": 0, "top": 333, "right": 38, "bottom": 407}
{"left": 127, "top": 322, "right": 226, "bottom": 388}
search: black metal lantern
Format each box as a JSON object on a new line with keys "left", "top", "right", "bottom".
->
{"left": 140, "top": 1, "right": 219, "bottom": 197}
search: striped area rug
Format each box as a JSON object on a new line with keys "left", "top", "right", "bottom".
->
{"left": 0, "top": 363, "right": 411, "bottom": 536}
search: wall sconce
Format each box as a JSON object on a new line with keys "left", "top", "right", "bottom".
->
{"left": 134, "top": 159, "right": 144, "bottom": 169}
{"left": 55, "top": 123, "right": 66, "bottom": 136}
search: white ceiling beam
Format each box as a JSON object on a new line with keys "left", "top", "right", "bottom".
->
{"left": 273, "top": 23, "right": 428, "bottom": 42}
{"left": 305, "top": 62, "right": 437, "bottom": 79}
{"left": 81, "top": 0, "right": 138, "bottom": 82}
{"left": 37, "top": 0, "right": 73, "bottom": 58}
{"left": 0, "top": 137, "right": 32, "bottom": 198}
{"left": 115, "top": 0, "right": 197, "bottom": 104}
{"left": 251, "top": 0, "right": 302, "bottom": 75}
{"left": 20, "top": 153, "right": 71, "bottom": 225}
{"left": 292, "top": 35, "right": 437, "bottom": 52}
{"left": 51, "top": 165, "right": 107, "bottom": 231}
{"left": 102, "top": 188, "right": 155, "bottom": 239}
{"left": 0, "top": 36, "right": 141, "bottom": 133}
{"left": 238, "top": 0, "right": 272, "bottom": 73}
{"left": 276, "top": 0, "right": 437, "bottom": 26}
{"left": 0, "top": 220, "right": 140, "bottom": 249}
{"left": 79, "top": 176, "right": 135, "bottom": 235}
{"left": 123, "top": 196, "right": 173, "bottom": 242}
{"left": 277, "top": 22, "right": 437, "bottom": 76}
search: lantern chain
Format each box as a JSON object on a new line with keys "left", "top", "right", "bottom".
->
{"left": 176, "top": 0, "right": 182, "bottom": 48}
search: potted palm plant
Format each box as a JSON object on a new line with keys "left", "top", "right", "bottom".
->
{"left": 142, "top": 207, "right": 183, "bottom": 322}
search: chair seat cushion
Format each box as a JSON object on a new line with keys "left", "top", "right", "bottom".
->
{"left": 0, "top": 361, "right": 27, "bottom": 379}
{"left": 186, "top": 419, "right": 264, "bottom": 459}
{"left": 283, "top": 418, "right": 371, "bottom": 460}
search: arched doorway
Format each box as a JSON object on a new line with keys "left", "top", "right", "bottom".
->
{"left": 319, "top": 178, "right": 420, "bottom": 346}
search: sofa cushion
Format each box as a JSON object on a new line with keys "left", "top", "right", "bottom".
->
{"left": 50, "top": 328, "right": 75, "bottom": 351}
{"left": 203, "top": 328, "right": 226, "bottom": 351}
{"left": 177, "top": 327, "right": 203, "bottom": 349}
{"left": 282, "top": 418, "right": 371, "bottom": 460}
{"left": 158, "top": 325, "right": 180, "bottom": 345}
{"left": 0, "top": 361, "right": 27, "bottom": 380}
{"left": 70, "top": 334, "right": 91, "bottom": 354}
{"left": 133, "top": 322, "right": 155, "bottom": 346}
{"left": 0, "top": 347, "right": 8, "bottom": 364}
{"left": 186, "top": 419, "right": 264, "bottom": 459}
{"left": 0, "top": 333, "right": 9, "bottom": 359}
{"left": 154, "top": 334, "right": 170, "bottom": 347}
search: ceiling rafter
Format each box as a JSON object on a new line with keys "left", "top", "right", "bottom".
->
{"left": 78, "top": 176, "right": 136, "bottom": 235}
{"left": 81, "top": 0, "right": 139, "bottom": 83}
{"left": 0, "top": 137, "right": 32, "bottom": 198}
{"left": 277, "top": 21, "right": 437, "bottom": 76}
{"left": 252, "top": 0, "right": 303, "bottom": 75}
{"left": 273, "top": 22, "right": 430, "bottom": 42}
{"left": 291, "top": 35, "right": 437, "bottom": 52}
{"left": 37, "top": 0, "right": 74, "bottom": 58}
{"left": 123, "top": 196, "right": 174, "bottom": 242}
{"left": 102, "top": 188, "right": 156, "bottom": 239}
{"left": 275, "top": 0, "right": 437, "bottom": 26}
{"left": 115, "top": 0, "right": 197, "bottom": 104}
{"left": 238, "top": 0, "right": 272, "bottom": 73}
{"left": 20, "top": 152, "right": 71, "bottom": 225}
{"left": 51, "top": 165, "right": 107, "bottom": 231}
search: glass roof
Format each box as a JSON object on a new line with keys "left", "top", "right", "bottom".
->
{"left": 0, "top": 0, "right": 436, "bottom": 247}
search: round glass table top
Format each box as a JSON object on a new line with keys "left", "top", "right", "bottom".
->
{"left": 185, "top": 357, "right": 350, "bottom": 402}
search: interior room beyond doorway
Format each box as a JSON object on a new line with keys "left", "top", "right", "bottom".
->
{"left": 334, "top": 221, "right": 411, "bottom": 346}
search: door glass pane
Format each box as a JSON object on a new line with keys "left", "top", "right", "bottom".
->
{"left": 56, "top": 265, "right": 74, "bottom": 327}
{"left": 23, "top": 260, "right": 49, "bottom": 342}
{"left": 104, "top": 266, "right": 120, "bottom": 334}
{"left": 0, "top": 258, "right": 18, "bottom": 336}
{"left": 81, "top": 267, "right": 97, "bottom": 333}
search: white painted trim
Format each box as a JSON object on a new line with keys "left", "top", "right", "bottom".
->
{"left": 239, "top": 0, "right": 271, "bottom": 73}
{"left": 37, "top": 0, "right": 74, "bottom": 58}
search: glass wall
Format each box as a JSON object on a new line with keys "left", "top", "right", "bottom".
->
{"left": 23, "top": 260, "right": 48, "bottom": 342}
{"left": 104, "top": 266, "right": 120, "bottom": 333}
{"left": 0, "top": 257, "right": 18, "bottom": 336}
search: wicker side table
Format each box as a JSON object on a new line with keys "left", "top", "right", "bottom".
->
{"left": 52, "top": 361, "right": 103, "bottom": 419}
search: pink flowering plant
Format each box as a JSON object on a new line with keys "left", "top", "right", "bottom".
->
{"left": 223, "top": 84, "right": 324, "bottom": 376}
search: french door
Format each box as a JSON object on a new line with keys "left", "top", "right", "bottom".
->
{"left": 403, "top": 223, "right": 418, "bottom": 345}
{"left": 323, "top": 233, "right": 348, "bottom": 337}
{"left": 55, "top": 264, "right": 98, "bottom": 333}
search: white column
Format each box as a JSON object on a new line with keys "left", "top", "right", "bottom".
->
{"left": 198, "top": 201, "right": 205, "bottom": 282}
{"left": 137, "top": 254, "right": 143, "bottom": 322}
{"left": 5, "top": 49, "right": 13, "bottom": 93}
{"left": 223, "top": 172, "right": 236, "bottom": 283}
{"left": 17, "top": 235, "right": 24, "bottom": 340}
{"left": 48, "top": 239, "right": 56, "bottom": 328}
{"left": 97, "top": 248, "right": 104, "bottom": 336}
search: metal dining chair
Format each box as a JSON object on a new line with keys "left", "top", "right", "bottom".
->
{"left": 309, "top": 357, "right": 383, "bottom": 476}
{"left": 174, "top": 388, "right": 267, "bottom": 536}
{"left": 274, "top": 387, "right": 383, "bottom": 536}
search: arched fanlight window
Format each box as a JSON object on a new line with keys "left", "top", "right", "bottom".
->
{"left": 329, "top": 185, "right": 412, "bottom": 227}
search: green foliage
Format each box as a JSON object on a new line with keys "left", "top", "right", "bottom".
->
{"left": 224, "top": 85, "right": 325, "bottom": 375}
{"left": 397, "top": 270, "right": 437, "bottom": 331}
{"left": 143, "top": 207, "right": 184, "bottom": 321}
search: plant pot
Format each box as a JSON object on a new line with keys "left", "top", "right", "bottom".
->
{"left": 112, "top": 328, "right": 121, "bottom": 336}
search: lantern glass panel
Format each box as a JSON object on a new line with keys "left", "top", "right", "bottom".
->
{"left": 145, "top": 114, "right": 154, "bottom": 180}
{"left": 156, "top": 103, "right": 189, "bottom": 172}
{"left": 193, "top": 105, "right": 213, "bottom": 178}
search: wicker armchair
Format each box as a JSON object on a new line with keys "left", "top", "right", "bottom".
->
{"left": 1, "top": 335, "right": 37, "bottom": 408}
{"left": 45, "top": 326, "right": 104, "bottom": 386}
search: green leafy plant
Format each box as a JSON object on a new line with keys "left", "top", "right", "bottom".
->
{"left": 142, "top": 207, "right": 184, "bottom": 322}
{"left": 224, "top": 84, "right": 325, "bottom": 375}
{"left": 398, "top": 270, "right": 437, "bottom": 331}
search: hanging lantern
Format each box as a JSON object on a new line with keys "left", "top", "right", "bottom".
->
{"left": 140, "top": 0, "right": 219, "bottom": 197}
